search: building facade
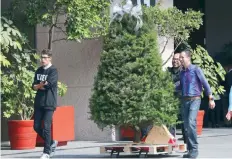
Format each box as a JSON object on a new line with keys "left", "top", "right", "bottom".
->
{"left": 1, "top": 0, "right": 232, "bottom": 141}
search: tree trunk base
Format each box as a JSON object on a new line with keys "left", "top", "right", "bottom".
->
{"left": 133, "top": 128, "right": 141, "bottom": 143}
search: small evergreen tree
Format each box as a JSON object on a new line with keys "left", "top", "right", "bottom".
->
{"left": 89, "top": 7, "right": 179, "bottom": 141}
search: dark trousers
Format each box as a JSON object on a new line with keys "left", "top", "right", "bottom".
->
{"left": 33, "top": 108, "right": 54, "bottom": 154}
{"left": 222, "top": 95, "right": 232, "bottom": 126}
{"left": 209, "top": 100, "right": 221, "bottom": 126}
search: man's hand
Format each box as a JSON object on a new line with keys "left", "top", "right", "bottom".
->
{"left": 39, "top": 81, "right": 47, "bottom": 90}
{"left": 33, "top": 84, "right": 40, "bottom": 90}
{"left": 209, "top": 100, "right": 215, "bottom": 109}
{"left": 33, "top": 81, "right": 46, "bottom": 90}
{"left": 226, "top": 111, "right": 232, "bottom": 121}
{"left": 208, "top": 95, "right": 215, "bottom": 109}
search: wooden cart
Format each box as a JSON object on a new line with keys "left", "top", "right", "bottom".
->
{"left": 100, "top": 125, "right": 187, "bottom": 158}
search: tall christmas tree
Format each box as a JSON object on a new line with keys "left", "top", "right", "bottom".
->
{"left": 89, "top": 3, "right": 179, "bottom": 141}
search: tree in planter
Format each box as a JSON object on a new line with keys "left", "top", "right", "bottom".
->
{"left": 3, "top": 0, "right": 109, "bottom": 118}
{"left": 9, "top": 0, "right": 110, "bottom": 50}
{"left": 89, "top": 5, "right": 179, "bottom": 142}
{"left": 1, "top": 17, "right": 67, "bottom": 120}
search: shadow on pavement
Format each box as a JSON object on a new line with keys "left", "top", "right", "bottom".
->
{"left": 1, "top": 145, "right": 107, "bottom": 157}
{"left": 198, "top": 133, "right": 232, "bottom": 138}
{"left": 11, "top": 154, "right": 181, "bottom": 158}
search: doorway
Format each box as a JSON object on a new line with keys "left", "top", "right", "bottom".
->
{"left": 174, "top": 0, "right": 206, "bottom": 49}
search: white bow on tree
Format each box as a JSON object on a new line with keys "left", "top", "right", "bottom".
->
{"left": 110, "top": 0, "right": 143, "bottom": 32}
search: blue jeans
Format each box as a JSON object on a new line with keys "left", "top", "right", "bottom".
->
{"left": 181, "top": 98, "right": 201, "bottom": 153}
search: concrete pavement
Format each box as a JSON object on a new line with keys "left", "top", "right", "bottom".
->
{"left": 1, "top": 128, "right": 232, "bottom": 158}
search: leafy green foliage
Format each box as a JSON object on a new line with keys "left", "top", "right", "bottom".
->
{"left": 1, "top": 17, "right": 67, "bottom": 120}
{"left": 0, "top": 17, "right": 22, "bottom": 68}
{"left": 145, "top": 4, "right": 203, "bottom": 65}
{"left": 1, "top": 52, "right": 38, "bottom": 120}
{"left": 153, "top": 6, "right": 203, "bottom": 42}
{"left": 58, "top": 81, "right": 67, "bottom": 97}
{"left": 89, "top": 7, "right": 179, "bottom": 131}
{"left": 12, "top": 0, "right": 110, "bottom": 40}
{"left": 192, "top": 45, "right": 226, "bottom": 96}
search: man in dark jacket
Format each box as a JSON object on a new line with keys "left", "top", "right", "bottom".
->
{"left": 32, "top": 49, "right": 58, "bottom": 159}
{"left": 168, "top": 52, "right": 185, "bottom": 141}
{"left": 225, "top": 65, "right": 232, "bottom": 95}
{"left": 223, "top": 65, "right": 232, "bottom": 126}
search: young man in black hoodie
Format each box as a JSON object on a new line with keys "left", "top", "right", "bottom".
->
{"left": 32, "top": 49, "right": 58, "bottom": 159}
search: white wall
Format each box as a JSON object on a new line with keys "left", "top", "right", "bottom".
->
{"left": 159, "top": 0, "right": 174, "bottom": 69}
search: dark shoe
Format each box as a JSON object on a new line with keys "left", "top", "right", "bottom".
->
{"left": 212, "top": 124, "right": 216, "bottom": 128}
{"left": 183, "top": 153, "right": 190, "bottom": 158}
{"left": 215, "top": 124, "right": 220, "bottom": 128}
{"left": 183, "top": 154, "right": 198, "bottom": 158}
{"left": 183, "top": 150, "right": 198, "bottom": 158}
{"left": 189, "top": 150, "right": 199, "bottom": 158}
{"left": 212, "top": 124, "right": 220, "bottom": 128}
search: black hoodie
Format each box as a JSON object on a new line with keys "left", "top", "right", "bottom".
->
{"left": 32, "top": 65, "right": 58, "bottom": 110}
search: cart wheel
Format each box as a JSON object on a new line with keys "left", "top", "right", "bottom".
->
{"left": 138, "top": 151, "right": 148, "bottom": 158}
{"left": 116, "top": 152, "right": 120, "bottom": 158}
{"left": 145, "top": 152, "right": 148, "bottom": 158}
{"left": 110, "top": 150, "right": 114, "bottom": 158}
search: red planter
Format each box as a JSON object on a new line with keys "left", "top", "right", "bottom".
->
{"left": 8, "top": 120, "right": 37, "bottom": 150}
{"left": 35, "top": 105, "right": 75, "bottom": 146}
{"left": 196, "top": 110, "right": 205, "bottom": 135}
{"left": 120, "top": 126, "right": 140, "bottom": 141}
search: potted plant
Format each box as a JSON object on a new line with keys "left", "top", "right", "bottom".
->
{"left": 1, "top": 17, "right": 67, "bottom": 150}
{"left": 8, "top": 0, "right": 110, "bottom": 145}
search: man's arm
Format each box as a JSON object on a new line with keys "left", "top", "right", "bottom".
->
{"left": 229, "top": 86, "right": 232, "bottom": 111}
{"left": 32, "top": 69, "right": 46, "bottom": 91}
{"left": 226, "top": 86, "right": 232, "bottom": 120}
{"left": 32, "top": 70, "right": 42, "bottom": 91}
{"left": 32, "top": 71, "right": 37, "bottom": 90}
{"left": 43, "top": 68, "right": 58, "bottom": 90}
{"left": 195, "top": 67, "right": 212, "bottom": 96}
{"left": 196, "top": 67, "right": 215, "bottom": 109}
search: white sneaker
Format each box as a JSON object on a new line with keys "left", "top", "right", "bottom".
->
{"left": 40, "top": 153, "right": 50, "bottom": 159}
{"left": 50, "top": 140, "right": 58, "bottom": 157}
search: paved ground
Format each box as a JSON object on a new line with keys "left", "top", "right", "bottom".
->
{"left": 1, "top": 128, "right": 232, "bottom": 158}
